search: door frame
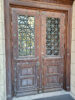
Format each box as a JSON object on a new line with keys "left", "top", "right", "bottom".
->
{"left": 4, "top": 0, "right": 73, "bottom": 100}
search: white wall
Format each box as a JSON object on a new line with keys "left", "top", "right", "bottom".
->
{"left": 0, "top": 0, "right": 6, "bottom": 100}
{"left": 71, "top": 1, "right": 75, "bottom": 97}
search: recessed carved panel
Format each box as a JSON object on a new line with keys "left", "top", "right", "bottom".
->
{"left": 22, "top": 68, "right": 33, "bottom": 75}
{"left": 21, "top": 78, "right": 33, "bottom": 86}
{"left": 15, "top": 62, "right": 38, "bottom": 93}
{"left": 47, "top": 75, "right": 59, "bottom": 83}
{"left": 46, "top": 17, "right": 60, "bottom": 55}
{"left": 47, "top": 66, "right": 58, "bottom": 74}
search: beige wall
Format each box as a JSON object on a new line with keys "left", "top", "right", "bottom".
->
{"left": 0, "top": 0, "right": 75, "bottom": 100}
{"left": 71, "top": 0, "right": 75, "bottom": 98}
{"left": 0, "top": 0, "right": 6, "bottom": 100}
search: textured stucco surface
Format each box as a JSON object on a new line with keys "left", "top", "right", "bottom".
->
{"left": 0, "top": 0, "right": 75, "bottom": 100}
{"left": 0, "top": 0, "right": 6, "bottom": 100}
{"left": 71, "top": 1, "right": 75, "bottom": 98}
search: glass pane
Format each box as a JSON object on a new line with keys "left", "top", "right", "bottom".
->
{"left": 18, "top": 15, "right": 35, "bottom": 56}
{"left": 46, "top": 17, "right": 60, "bottom": 55}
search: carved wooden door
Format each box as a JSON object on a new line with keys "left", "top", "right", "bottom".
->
{"left": 11, "top": 8, "right": 41, "bottom": 96}
{"left": 11, "top": 8, "right": 66, "bottom": 96}
{"left": 41, "top": 11, "right": 65, "bottom": 92}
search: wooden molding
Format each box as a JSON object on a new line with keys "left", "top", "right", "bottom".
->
{"left": 4, "top": 0, "right": 73, "bottom": 100}
{"left": 27, "top": 0, "right": 74, "bottom": 5}
{"left": 9, "top": 0, "right": 74, "bottom": 5}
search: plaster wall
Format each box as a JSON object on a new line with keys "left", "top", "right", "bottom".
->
{"left": 71, "top": 1, "right": 75, "bottom": 98}
{"left": 0, "top": 0, "right": 6, "bottom": 100}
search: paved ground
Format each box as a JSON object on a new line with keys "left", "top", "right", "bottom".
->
{"left": 34, "top": 94, "right": 74, "bottom": 100}
{"left": 13, "top": 91, "right": 74, "bottom": 100}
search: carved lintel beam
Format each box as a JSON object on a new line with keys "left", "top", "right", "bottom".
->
{"left": 28, "top": 0, "right": 74, "bottom": 5}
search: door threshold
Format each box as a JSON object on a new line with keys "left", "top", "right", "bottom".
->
{"left": 13, "top": 90, "right": 70, "bottom": 100}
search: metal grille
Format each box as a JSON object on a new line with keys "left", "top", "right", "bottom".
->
{"left": 18, "top": 15, "right": 35, "bottom": 56}
{"left": 46, "top": 17, "right": 60, "bottom": 55}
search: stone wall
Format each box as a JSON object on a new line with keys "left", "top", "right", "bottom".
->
{"left": 71, "top": 1, "right": 75, "bottom": 98}
{"left": 0, "top": 0, "right": 6, "bottom": 100}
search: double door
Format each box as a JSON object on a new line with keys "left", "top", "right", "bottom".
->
{"left": 11, "top": 8, "right": 66, "bottom": 96}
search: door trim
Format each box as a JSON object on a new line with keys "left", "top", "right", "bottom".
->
{"left": 4, "top": 0, "right": 72, "bottom": 100}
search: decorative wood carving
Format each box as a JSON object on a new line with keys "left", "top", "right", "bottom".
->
{"left": 9, "top": 0, "right": 74, "bottom": 5}
{"left": 27, "top": 0, "right": 74, "bottom": 5}
{"left": 4, "top": 0, "right": 73, "bottom": 99}
{"left": 11, "top": 7, "right": 66, "bottom": 96}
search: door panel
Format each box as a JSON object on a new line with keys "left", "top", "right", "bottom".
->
{"left": 11, "top": 8, "right": 66, "bottom": 96}
{"left": 11, "top": 8, "right": 41, "bottom": 96}
{"left": 41, "top": 11, "right": 65, "bottom": 91}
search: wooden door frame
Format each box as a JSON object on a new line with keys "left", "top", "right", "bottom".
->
{"left": 4, "top": 0, "right": 73, "bottom": 100}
